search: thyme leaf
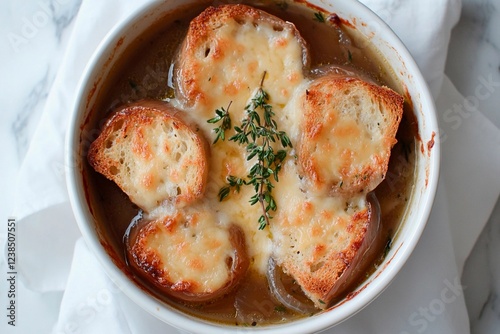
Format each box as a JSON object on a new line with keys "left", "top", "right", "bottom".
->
{"left": 384, "top": 236, "right": 393, "bottom": 257}
{"left": 314, "top": 11, "right": 325, "bottom": 23}
{"left": 207, "top": 101, "right": 232, "bottom": 144}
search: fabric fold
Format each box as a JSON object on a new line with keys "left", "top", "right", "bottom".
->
{"left": 436, "top": 76, "right": 500, "bottom": 272}
{"left": 359, "top": 0, "right": 462, "bottom": 97}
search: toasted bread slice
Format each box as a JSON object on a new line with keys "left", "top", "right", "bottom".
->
{"left": 298, "top": 76, "right": 403, "bottom": 195}
{"left": 87, "top": 100, "right": 208, "bottom": 212}
{"left": 175, "top": 4, "right": 310, "bottom": 119}
{"left": 126, "top": 206, "right": 249, "bottom": 302}
{"left": 271, "top": 190, "right": 382, "bottom": 309}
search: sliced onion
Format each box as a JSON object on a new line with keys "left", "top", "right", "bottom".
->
{"left": 266, "top": 257, "right": 317, "bottom": 314}
{"left": 309, "top": 64, "right": 377, "bottom": 86}
{"left": 310, "top": 64, "right": 357, "bottom": 79}
{"left": 324, "top": 191, "right": 382, "bottom": 302}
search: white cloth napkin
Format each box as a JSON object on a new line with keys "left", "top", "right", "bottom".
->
{"left": 7, "top": 0, "right": 500, "bottom": 333}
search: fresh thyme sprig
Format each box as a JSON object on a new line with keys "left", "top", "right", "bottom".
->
{"left": 207, "top": 101, "right": 232, "bottom": 144}
{"left": 208, "top": 73, "right": 292, "bottom": 230}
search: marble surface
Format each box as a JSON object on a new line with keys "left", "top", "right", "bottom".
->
{"left": 445, "top": 0, "right": 500, "bottom": 333}
{"left": 0, "top": 0, "right": 498, "bottom": 333}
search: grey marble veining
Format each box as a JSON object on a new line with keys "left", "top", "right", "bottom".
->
{"left": 11, "top": 68, "right": 51, "bottom": 160}
{"left": 461, "top": 199, "right": 500, "bottom": 333}
{"left": 0, "top": 2, "right": 82, "bottom": 334}
{"left": 49, "top": 0, "right": 82, "bottom": 40}
{"left": 446, "top": 0, "right": 500, "bottom": 128}
{"left": 4, "top": 0, "right": 81, "bottom": 161}
{"left": 446, "top": 0, "right": 500, "bottom": 332}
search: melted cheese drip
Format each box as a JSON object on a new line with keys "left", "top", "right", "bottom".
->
{"left": 171, "top": 16, "right": 309, "bottom": 274}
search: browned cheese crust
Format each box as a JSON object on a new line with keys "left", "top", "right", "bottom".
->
{"left": 272, "top": 187, "right": 378, "bottom": 308}
{"left": 298, "top": 76, "right": 403, "bottom": 195}
{"left": 87, "top": 100, "right": 208, "bottom": 212}
{"left": 127, "top": 208, "right": 249, "bottom": 303}
{"left": 175, "top": 4, "right": 310, "bottom": 117}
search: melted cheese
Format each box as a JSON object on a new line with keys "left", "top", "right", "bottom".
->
{"left": 170, "top": 10, "right": 309, "bottom": 274}
{"left": 270, "top": 160, "right": 367, "bottom": 264}
{"left": 140, "top": 206, "right": 236, "bottom": 293}
{"left": 127, "top": 123, "right": 192, "bottom": 208}
{"left": 303, "top": 95, "right": 384, "bottom": 184}
{"left": 296, "top": 76, "right": 402, "bottom": 195}
{"left": 158, "top": 7, "right": 392, "bottom": 279}
{"left": 177, "top": 14, "right": 306, "bottom": 121}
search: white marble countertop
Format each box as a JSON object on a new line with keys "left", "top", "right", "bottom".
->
{"left": 446, "top": 1, "right": 500, "bottom": 332}
{"left": 0, "top": 0, "right": 498, "bottom": 333}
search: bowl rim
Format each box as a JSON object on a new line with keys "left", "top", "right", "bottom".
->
{"left": 65, "top": 1, "right": 440, "bottom": 333}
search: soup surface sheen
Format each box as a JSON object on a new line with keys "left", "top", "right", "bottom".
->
{"left": 83, "top": 0, "right": 417, "bottom": 326}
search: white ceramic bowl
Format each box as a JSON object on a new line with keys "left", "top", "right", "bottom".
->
{"left": 66, "top": 1, "right": 440, "bottom": 333}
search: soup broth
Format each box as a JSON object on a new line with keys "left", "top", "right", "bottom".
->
{"left": 82, "top": 0, "right": 417, "bottom": 326}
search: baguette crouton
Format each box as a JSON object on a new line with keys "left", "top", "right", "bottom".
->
{"left": 174, "top": 4, "right": 310, "bottom": 119}
{"left": 126, "top": 206, "right": 249, "bottom": 302}
{"left": 298, "top": 76, "right": 403, "bottom": 195}
{"left": 87, "top": 100, "right": 208, "bottom": 212}
{"left": 272, "top": 191, "right": 382, "bottom": 309}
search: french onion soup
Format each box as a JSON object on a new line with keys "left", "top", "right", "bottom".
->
{"left": 83, "top": 0, "right": 417, "bottom": 326}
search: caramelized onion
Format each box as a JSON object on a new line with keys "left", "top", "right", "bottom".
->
{"left": 266, "top": 257, "right": 317, "bottom": 314}
{"left": 310, "top": 64, "right": 357, "bottom": 78}
{"left": 310, "top": 64, "right": 377, "bottom": 85}
{"left": 324, "top": 191, "right": 383, "bottom": 303}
